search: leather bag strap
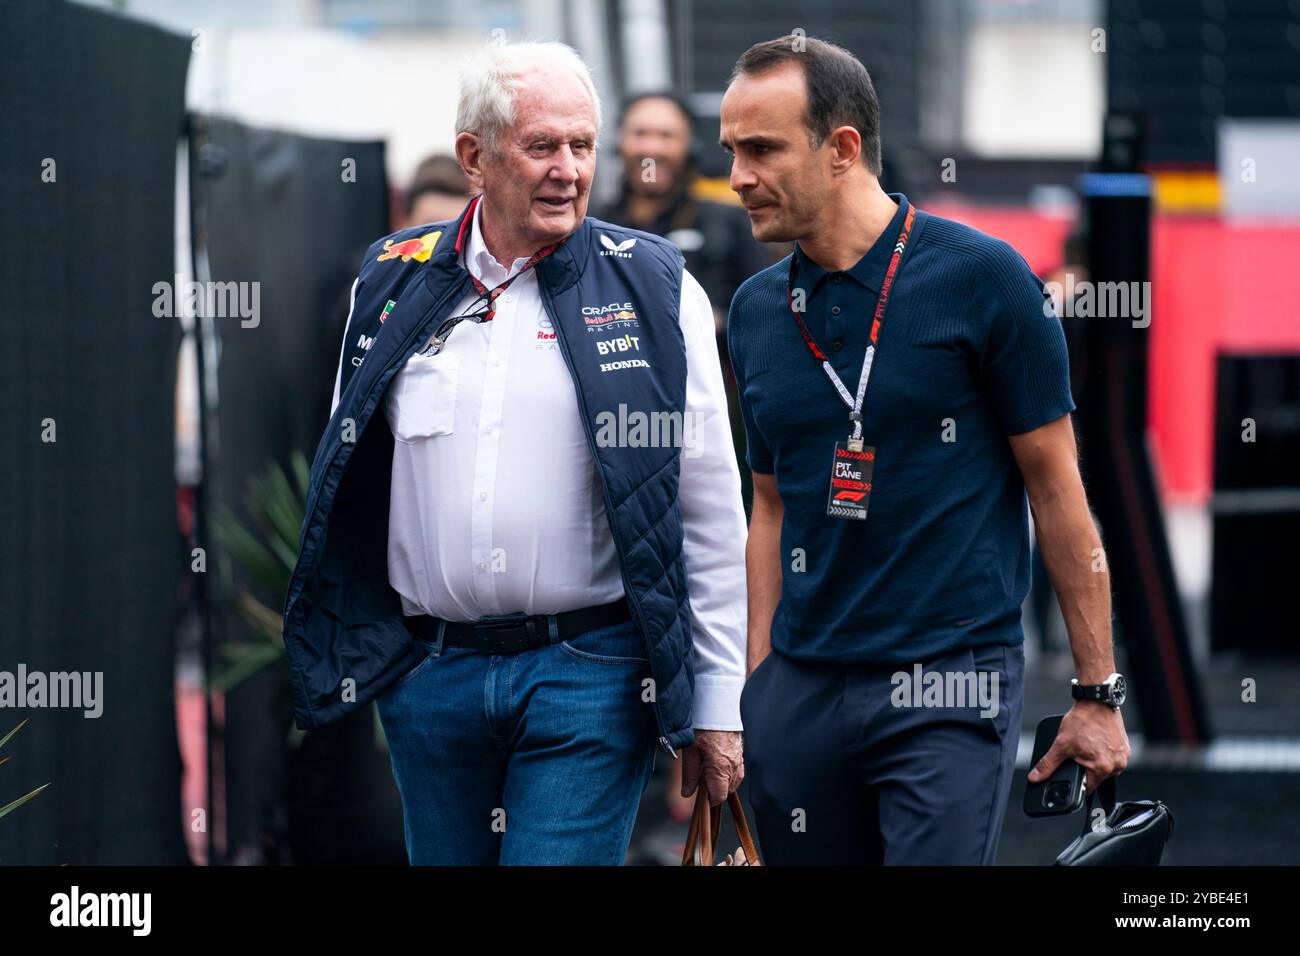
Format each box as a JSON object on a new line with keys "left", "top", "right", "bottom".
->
{"left": 681, "top": 791, "right": 762, "bottom": 866}
{"left": 1078, "top": 774, "right": 1119, "bottom": 836}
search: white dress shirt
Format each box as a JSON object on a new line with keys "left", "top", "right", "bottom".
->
{"left": 330, "top": 199, "right": 748, "bottom": 730}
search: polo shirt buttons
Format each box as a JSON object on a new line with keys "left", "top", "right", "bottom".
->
{"left": 831, "top": 306, "right": 842, "bottom": 315}
{"left": 832, "top": 340, "right": 843, "bottom": 352}
{"left": 832, "top": 274, "right": 843, "bottom": 283}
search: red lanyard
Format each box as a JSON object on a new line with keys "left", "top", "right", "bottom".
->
{"left": 785, "top": 202, "right": 916, "bottom": 450}
{"left": 453, "top": 194, "right": 565, "bottom": 323}
{"left": 419, "top": 196, "right": 568, "bottom": 357}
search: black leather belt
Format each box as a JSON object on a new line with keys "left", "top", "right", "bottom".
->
{"left": 401, "top": 599, "right": 632, "bottom": 655}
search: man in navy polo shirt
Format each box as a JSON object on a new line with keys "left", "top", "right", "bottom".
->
{"left": 720, "top": 36, "right": 1131, "bottom": 864}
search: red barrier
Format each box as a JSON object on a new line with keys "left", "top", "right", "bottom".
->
{"left": 927, "top": 202, "right": 1300, "bottom": 504}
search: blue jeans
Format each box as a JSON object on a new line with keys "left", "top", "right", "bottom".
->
{"left": 375, "top": 617, "right": 658, "bottom": 865}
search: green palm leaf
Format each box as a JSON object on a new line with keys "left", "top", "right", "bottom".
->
{"left": 1, "top": 720, "right": 49, "bottom": 822}
{"left": 0, "top": 783, "right": 51, "bottom": 820}
{"left": 213, "top": 452, "right": 310, "bottom": 691}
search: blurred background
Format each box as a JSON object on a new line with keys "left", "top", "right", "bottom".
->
{"left": 1, "top": 0, "right": 1298, "bottom": 866}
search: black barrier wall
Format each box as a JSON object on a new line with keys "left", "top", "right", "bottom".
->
{"left": 1212, "top": 355, "right": 1300, "bottom": 655}
{"left": 191, "top": 117, "right": 403, "bottom": 863}
{"left": 0, "top": 0, "right": 190, "bottom": 863}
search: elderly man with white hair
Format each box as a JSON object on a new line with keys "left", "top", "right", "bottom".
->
{"left": 282, "top": 40, "right": 749, "bottom": 865}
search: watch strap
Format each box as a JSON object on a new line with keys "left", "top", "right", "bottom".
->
{"left": 1072, "top": 678, "right": 1120, "bottom": 706}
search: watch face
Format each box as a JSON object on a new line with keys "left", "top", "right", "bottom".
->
{"left": 1110, "top": 674, "right": 1127, "bottom": 706}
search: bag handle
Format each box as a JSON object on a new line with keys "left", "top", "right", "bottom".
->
{"left": 681, "top": 790, "right": 762, "bottom": 866}
{"left": 1077, "top": 773, "right": 1118, "bottom": 836}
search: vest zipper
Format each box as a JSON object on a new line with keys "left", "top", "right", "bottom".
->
{"left": 536, "top": 277, "right": 678, "bottom": 760}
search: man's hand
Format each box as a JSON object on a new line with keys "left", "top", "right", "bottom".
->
{"left": 681, "top": 730, "right": 744, "bottom": 806}
{"left": 1028, "top": 701, "right": 1130, "bottom": 795}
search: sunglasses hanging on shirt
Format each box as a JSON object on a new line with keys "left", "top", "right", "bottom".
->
{"left": 417, "top": 195, "right": 565, "bottom": 356}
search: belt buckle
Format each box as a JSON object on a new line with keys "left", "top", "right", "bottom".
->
{"left": 474, "top": 613, "right": 539, "bottom": 654}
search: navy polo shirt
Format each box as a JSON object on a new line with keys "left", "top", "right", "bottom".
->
{"left": 727, "top": 193, "right": 1075, "bottom": 665}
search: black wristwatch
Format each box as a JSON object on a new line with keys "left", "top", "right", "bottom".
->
{"left": 1071, "top": 672, "right": 1127, "bottom": 709}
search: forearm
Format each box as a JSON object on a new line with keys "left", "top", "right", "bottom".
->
{"left": 678, "top": 441, "right": 748, "bottom": 729}
{"left": 1030, "top": 479, "right": 1115, "bottom": 684}
{"left": 744, "top": 486, "right": 782, "bottom": 675}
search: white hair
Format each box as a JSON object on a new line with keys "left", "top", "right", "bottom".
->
{"left": 455, "top": 40, "right": 602, "bottom": 154}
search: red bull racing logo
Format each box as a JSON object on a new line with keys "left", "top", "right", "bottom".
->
{"left": 581, "top": 301, "right": 639, "bottom": 331}
{"left": 376, "top": 230, "right": 442, "bottom": 263}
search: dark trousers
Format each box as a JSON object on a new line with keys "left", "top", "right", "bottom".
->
{"left": 740, "top": 641, "right": 1024, "bottom": 865}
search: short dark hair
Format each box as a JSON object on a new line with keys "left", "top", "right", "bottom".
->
{"left": 405, "top": 154, "right": 470, "bottom": 215}
{"left": 618, "top": 90, "right": 698, "bottom": 138}
{"left": 730, "top": 35, "right": 882, "bottom": 175}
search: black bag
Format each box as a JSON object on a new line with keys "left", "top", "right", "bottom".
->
{"left": 1055, "top": 775, "right": 1174, "bottom": 866}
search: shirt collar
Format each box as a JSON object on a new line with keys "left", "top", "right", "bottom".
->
{"left": 793, "top": 192, "right": 910, "bottom": 294}
{"left": 462, "top": 197, "right": 533, "bottom": 284}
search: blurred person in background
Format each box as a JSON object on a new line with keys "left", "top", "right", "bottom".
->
{"left": 592, "top": 91, "right": 768, "bottom": 333}
{"left": 402, "top": 153, "right": 473, "bottom": 228}
{"left": 722, "top": 35, "right": 1128, "bottom": 864}
{"left": 284, "top": 40, "right": 748, "bottom": 865}
{"left": 592, "top": 91, "right": 768, "bottom": 843}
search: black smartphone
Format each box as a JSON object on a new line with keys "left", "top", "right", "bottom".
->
{"left": 1023, "top": 714, "right": 1086, "bottom": 817}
